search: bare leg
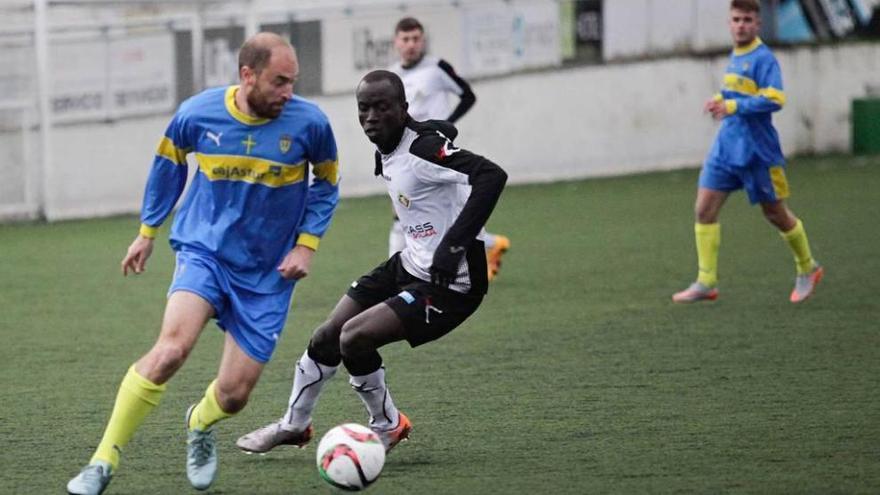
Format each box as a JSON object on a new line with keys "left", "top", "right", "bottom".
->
{"left": 214, "top": 332, "right": 265, "bottom": 414}
{"left": 136, "top": 291, "right": 215, "bottom": 384}
{"left": 694, "top": 187, "right": 729, "bottom": 224}
{"left": 88, "top": 291, "right": 213, "bottom": 469}
{"left": 760, "top": 199, "right": 797, "bottom": 232}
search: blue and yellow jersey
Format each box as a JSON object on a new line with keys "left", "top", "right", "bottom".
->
{"left": 706, "top": 38, "right": 786, "bottom": 168}
{"left": 140, "top": 85, "right": 340, "bottom": 293}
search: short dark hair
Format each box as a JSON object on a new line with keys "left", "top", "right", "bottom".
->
{"left": 730, "top": 0, "right": 760, "bottom": 13}
{"left": 395, "top": 17, "right": 424, "bottom": 34}
{"left": 360, "top": 70, "right": 407, "bottom": 105}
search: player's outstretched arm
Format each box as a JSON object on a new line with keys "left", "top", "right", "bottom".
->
{"left": 121, "top": 235, "right": 155, "bottom": 276}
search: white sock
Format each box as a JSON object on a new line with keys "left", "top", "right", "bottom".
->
{"left": 349, "top": 367, "right": 399, "bottom": 431}
{"left": 388, "top": 219, "right": 405, "bottom": 257}
{"left": 282, "top": 349, "right": 338, "bottom": 431}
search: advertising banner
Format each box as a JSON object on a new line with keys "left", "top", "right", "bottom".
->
{"left": 775, "top": 0, "right": 880, "bottom": 42}
{"left": 461, "top": 0, "right": 561, "bottom": 77}
{"left": 109, "top": 34, "right": 176, "bottom": 119}
{"left": 320, "top": 7, "right": 461, "bottom": 94}
{"left": 51, "top": 31, "right": 176, "bottom": 123}
{"left": 51, "top": 36, "right": 107, "bottom": 123}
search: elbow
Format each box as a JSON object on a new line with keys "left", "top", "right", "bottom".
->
{"left": 490, "top": 167, "right": 508, "bottom": 193}
{"left": 461, "top": 90, "right": 476, "bottom": 108}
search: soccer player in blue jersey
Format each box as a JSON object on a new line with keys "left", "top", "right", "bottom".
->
{"left": 67, "top": 32, "right": 339, "bottom": 495}
{"left": 673, "top": 0, "right": 823, "bottom": 304}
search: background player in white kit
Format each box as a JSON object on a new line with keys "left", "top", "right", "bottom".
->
{"left": 235, "top": 69, "right": 507, "bottom": 455}
{"left": 388, "top": 16, "right": 511, "bottom": 281}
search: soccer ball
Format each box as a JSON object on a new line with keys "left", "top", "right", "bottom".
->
{"left": 316, "top": 423, "right": 385, "bottom": 491}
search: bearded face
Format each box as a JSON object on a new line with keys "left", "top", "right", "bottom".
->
{"left": 240, "top": 45, "right": 298, "bottom": 119}
{"left": 246, "top": 80, "right": 287, "bottom": 119}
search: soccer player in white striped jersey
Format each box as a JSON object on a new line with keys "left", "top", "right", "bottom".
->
{"left": 235, "top": 69, "right": 507, "bottom": 456}
{"left": 387, "top": 16, "right": 510, "bottom": 281}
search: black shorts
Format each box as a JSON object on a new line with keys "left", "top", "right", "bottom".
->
{"left": 346, "top": 253, "right": 484, "bottom": 347}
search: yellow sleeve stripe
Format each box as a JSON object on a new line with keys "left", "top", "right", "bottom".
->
{"left": 296, "top": 233, "right": 320, "bottom": 250}
{"left": 139, "top": 224, "right": 159, "bottom": 238}
{"left": 724, "top": 99, "right": 738, "bottom": 115}
{"left": 312, "top": 159, "right": 340, "bottom": 185}
{"left": 758, "top": 87, "right": 786, "bottom": 106}
{"left": 156, "top": 136, "right": 190, "bottom": 166}
{"left": 712, "top": 93, "right": 723, "bottom": 102}
{"left": 723, "top": 73, "right": 758, "bottom": 96}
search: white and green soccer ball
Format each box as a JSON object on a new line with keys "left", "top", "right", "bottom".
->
{"left": 316, "top": 423, "right": 385, "bottom": 491}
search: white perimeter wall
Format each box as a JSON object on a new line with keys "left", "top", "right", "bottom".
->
{"left": 41, "top": 42, "right": 880, "bottom": 220}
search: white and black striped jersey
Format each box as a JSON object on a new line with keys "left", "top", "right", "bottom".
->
{"left": 389, "top": 55, "right": 476, "bottom": 123}
{"left": 374, "top": 119, "right": 506, "bottom": 294}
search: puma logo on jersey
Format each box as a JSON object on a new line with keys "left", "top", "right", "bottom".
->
{"left": 436, "top": 140, "right": 460, "bottom": 159}
{"left": 206, "top": 130, "right": 222, "bottom": 146}
{"left": 449, "top": 246, "right": 465, "bottom": 254}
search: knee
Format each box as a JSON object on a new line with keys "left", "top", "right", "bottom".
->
{"left": 339, "top": 321, "right": 372, "bottom": 358}
{"left": 214, "top": 380, "right": 250, "bottom": 414}
{"left": 695, "top": 204, "right": 717, "bottom": 224}
{"left": 763, "top": 210, "right": 782, "bottom": 226}
{"left": 762, "top": 208, "right": 793, "bottom": 230}
{"left": 309, "top": 319, "right": 343, "bottom": 362}
{"left": 143, "top": 341, "right": 190, "bottom": 382}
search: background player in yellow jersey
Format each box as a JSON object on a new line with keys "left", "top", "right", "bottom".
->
{"left": 388, "top": 17, "right": 510, "bottom": 281}
{"left": 673, "top": 0, "right": 823, "bottom": 304}
{"left": 67, "top": 33, "right": 340, "bottom": 495}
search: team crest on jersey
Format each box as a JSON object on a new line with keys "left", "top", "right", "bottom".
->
{"left": 397, "top": 192, "right": 411, "bottom": 208}
{"left": 279, "top": 134, "right": 292, "bottom": 153}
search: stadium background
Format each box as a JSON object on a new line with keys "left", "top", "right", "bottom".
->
{"left": 2, "top": 2, "right": 880, "bottom": 494}
{"left": 0, "top": 0, "right": 878, "bottom": 221}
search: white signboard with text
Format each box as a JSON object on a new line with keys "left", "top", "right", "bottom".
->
{"left": 320, "top": 6, "right": 463, "bottom": 94}
{"left": 461, "top": 0, "right": 561, "bottom": 78}
{"left": 51, "top": 32, "right": 175, "bottom": 123}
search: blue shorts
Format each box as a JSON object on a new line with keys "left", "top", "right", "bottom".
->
{"left": 168, "top": 250, "right": 294, "bottom": 363}
{"left": 699, "top": 161, "right": 790, "bottom": 205}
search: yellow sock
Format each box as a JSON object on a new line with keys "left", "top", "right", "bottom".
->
{"left": 781, "top": 218, "right": 815, "bottom": 274}
{"left": 91, "top": 365, "right": 166, "bottom": 469}
{"left": 695, "top": 222, "right": 721, "bottom": 287}
{"left": 188, "top": 380, "right": 233, "bottom": 431}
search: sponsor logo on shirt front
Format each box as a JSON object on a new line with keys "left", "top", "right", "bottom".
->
{"left": 406, "top": 222, "right": 436, "bottom": 239}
